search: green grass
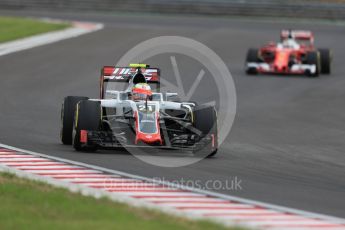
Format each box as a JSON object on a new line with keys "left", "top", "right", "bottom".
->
{"left": 0, "top": 16, "right": 69, "bottom": 43}
{"left": 0, "top": 172, "right": 246, "bottom": 230}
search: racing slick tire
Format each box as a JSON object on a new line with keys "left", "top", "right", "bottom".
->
{"left": 60, "top": 96, "right": 89, "bottom": 145}
{"left": 73, "top": 100, "right": 101, "bottom": 152}
{"left": 319, "top": 48, "right": 331, "bottom": 74}
{"left": 305, "top": 51, "right": 320, "bottom": 77}
{"left": 246, "top": 48, "right": 260, "bottom": 75}
{"left": 193, "top": 105, "right": 218, "bottom": 157}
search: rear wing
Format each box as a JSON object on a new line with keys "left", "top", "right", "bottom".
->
{"left": 280, "top": 30, "right": 314, "bottom": 42}
{"left": 100, "top": 65, "right": 160, "bottom": 99}
{"left": 101, "top": 66, "right": 160, "bottom": 83}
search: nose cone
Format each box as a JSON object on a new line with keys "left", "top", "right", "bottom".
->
{"left": 274, "top": 51, "right": 289, "bottom": 72}
{"left": 137, "top": 133, "right": 162, "bottom": 145}
{"left": 134, "top": 111, "right": 162, "bottom": 145}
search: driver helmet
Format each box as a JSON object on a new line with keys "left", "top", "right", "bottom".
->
{"left": 282, "top": 38, "right": 299, "bottom": 49}
{"left": 132, "top": 83, "right": 152, "bottom": 101}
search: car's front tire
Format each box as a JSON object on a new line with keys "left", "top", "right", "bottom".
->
{"left": 246, "top": 48, "right": 260, "bottom": 75}
{"left": 193, "top": 105, "right": 218, "bottom": 157}
{"left": 305, "top": 51, "right": 320, "bottom": 77}
{"left": 73, "top": 100, "right": 101, "bottom": 151}
{"left": 61, "top": 96, "right": 89, "bottom": 145}
{"left": 319, "top": 48, "right": 331, "bottom": 74}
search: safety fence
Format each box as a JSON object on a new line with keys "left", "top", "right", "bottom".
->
{"left": 1, "top": 0, "right": 345, "bottom": 20}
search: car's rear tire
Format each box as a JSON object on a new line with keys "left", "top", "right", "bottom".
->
{"left": 61, "top": 96, "right": 89, "bottom": 145}
{"left": 319, "top": 48, "right": 331, "bottom": 74}
{"left": 246, "top": 48, "right": 260, "bottom": 75}
{"left": 73, "top": 100, "right": 101, "bottom": 151}
{"left": 305, "top": 51, "right": 320, "bottom": 77}
{"left": 193, "top": 105, "right": 218, "bottom": 157}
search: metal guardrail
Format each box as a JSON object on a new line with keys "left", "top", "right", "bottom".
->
{"left": 0, "top": 0, "right": 345, "bottom": 20}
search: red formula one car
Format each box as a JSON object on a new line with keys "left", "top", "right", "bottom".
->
{"left": 245, "top": 30, "right": 332, "bottom": 77}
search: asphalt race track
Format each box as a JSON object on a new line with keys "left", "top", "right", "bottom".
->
{"left": 0, "top": 10, "right": 345, "bottom": 218}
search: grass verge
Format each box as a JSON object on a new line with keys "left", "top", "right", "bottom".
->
{"left": 0, "top": 172, "right": 246, "bottom": 230}
{"left": 0, "top": 16, "right": 69, "bottom": 43}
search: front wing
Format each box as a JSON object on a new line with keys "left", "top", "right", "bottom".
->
{"left": 80, "top": 130, "right": 213, "bottom": 152}
{"left": 246, "top": 62, "right": 317, "bottom": 75}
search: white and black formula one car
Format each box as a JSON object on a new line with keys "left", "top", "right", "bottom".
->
{"left": 60, "top": 64, "right": 218, "bottom": 157}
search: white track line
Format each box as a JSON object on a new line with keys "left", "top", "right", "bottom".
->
{"left": 60, "top": 177, "right": 123, "bottom": 182}
{"left": 0, "top": 158, "right": 49, "bottom": 162}
{"left": 0, "top": 19, "right": 103, "bottom": 57}
{"left": 3, "top": 162, "right": 67, "bottom": 166}
{"left": 51, "top": 174, "right": 115, "bottom": 179}
{"left": 113, "top": 191, "right": 204, "bottom": 196}
{"left": 70, "top": 179, "right": 142, "bottom": 183}
{"left": 147, "top": 198, "right": 228, "bottom": 202}
{"left": 0, "top": 144, "right": 345, "bottom": 230}
{"left": 13, "top": 165, "right": 83, "bottom": 169}
{"left": 0, "top": 155, "right": 39, "bottom": 158}
{"left": 81, "top": 183, "right": 163, "bottom": 187}
{"left": 159, "top": 203, "right": 254, "bottom": 208}
{"left": 22, "top": 169, "right": 101, "bottom": 174}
